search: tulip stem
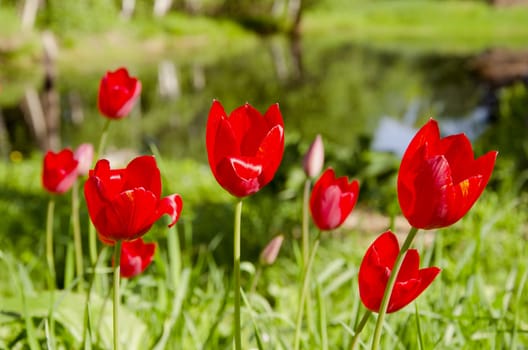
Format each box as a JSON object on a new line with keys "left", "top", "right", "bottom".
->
{"left": 371, "top": 226, "right": 419, "bottom": 350}
{"left": 96, "top": 119, "right": 111, "bottom": 161}
{"left": 234, "top": 199, "right": 243, "bottom": 350}
{"left": 349, "top": 310, "right": 372, "bottom": 350}
{"left": 294, "top": 236, "right": 320, "bottom": 350}
{"left": 301, "top": 178, "right": 314, "bottom": 329}
{"left": 113, "top": 240, "right": 122, "bottom": 350}
{"left": 71, "top": 180, "right": 84, "bottom": 291}
{"left": 45, "top": 197, "right": 56, "bottom": 349}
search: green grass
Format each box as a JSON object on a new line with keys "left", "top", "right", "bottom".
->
{"left": 304, "top": 0, "right": 528, "bottom": 53}
{"left": 0, "top": 152, "right": 527, "bottom": 349}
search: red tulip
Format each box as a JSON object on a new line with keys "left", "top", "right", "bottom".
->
{"left": 98, "top": 67, "right": 142, "bottom": 119}
{"left": 42, "top": 148, "right": 79, "bottom": 194}
{"left": 397, "top": 119, "right": 497, "bottom": 229}
{"left": 206, "top": 100, "right": 285, "bottom": 197}
{"left": 309, "top": 168, "right": 359, "bottom": 230}
{"left": 84, "top": 155, "right": 182, "bottom": 244}
{"left": 359, "top": 231, "right": 440, "bottom": 313}
{"left": 117, "top": 238, "right": 156, "bottom": 278}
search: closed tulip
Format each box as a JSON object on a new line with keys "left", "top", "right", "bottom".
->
{"left": 206, "top": 100, "right": 285, "bottom": 197}
{"left": 98, "top": 67, "right": 142, "bottom": 119}
{"left": 42, "top": 148, "right": 79, "bottom": 194}
{"left": 359, "top": 231, "right": 440, "bottom": 313}
{"left": 118, "top": 238, "right": 156, "bottom": 278}
{"left": 397, "top": 119, "right": 497, "bottom": 229}
{"left": 309, "top": 168, "right": 359, "bottom": 231}
{"left": 303, "top": 134, "right": 324, "bottom": 178}
{"left": 84, "top": 155, "right": 182, "bottom": 244}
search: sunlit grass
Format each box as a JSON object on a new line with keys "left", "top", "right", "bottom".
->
{"left": 305, "top": 0, "right": 528, "bottom": 53}
{"left": 0, "top": 153, "right": 526, "bottom": 348}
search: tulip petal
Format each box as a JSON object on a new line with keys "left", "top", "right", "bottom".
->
{"left": 402, "top": 119, "right": 440, "bottom": 161}
{"left": 93, "top": 188, "right": 158, "bottom": 243}
{"left": 215, "top": 157, "right": 262, "bottom": 197}
{"left": 263, "top": 103, "right": 284, "bottom": 129}
{"left": 42, "top": 149, "right": 79, "bottom": 194}
{"left": 157, "top": 193, "right": 183, "bottom": 227}
{"left": 122, "top": 155, "right": 161, "bottom": 198}
{"left": 119, "top": 238, "right": 156, "bottom": 278}
{"left": 206, "top": 100, "right": 227, "bottom": 167}
{"left": 257, "top": 124, "right": 285, "bottom": 186}
{"left": 359, "top": 231, "right": 440, "bottom": 314}
{"left": 230, "top": 104, "right": 267, "bottom": 153}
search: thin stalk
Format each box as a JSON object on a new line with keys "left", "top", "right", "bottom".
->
{"left": 46, "top": 197, "right": 56, "bottom": 349}
{"left": 415, "top": 303, "right": 424, "bottom": 350}
{"left": 167, "top": 223, "right": 181, "bottom": 290}
{"left": 82, "top": 247, "right": 107, "bottom": 349}
{"left": 96, "top": 119, "right": 111, "bottom": 161}
{"left": 302, "top": 178, "right": 311, "bottom": 268}
{"left": 233, "top": 199, "right": 243, "bottom": 350}
{"left": 371, "top": 226, "right": 419, "bottom": 350}
{"left": 301, "top": 178, "right": 314, "bottom": 328}
{"left": 72, "top": 180, "right": 84, "bottom": 291}
{"left": 349, "top": 310, "right": 372, "bottom": 350}
{"left": 112, "top": 240, "right": 122, "bottom": 350}
{"left": 294, "top": 237, "right": 320, "bottom": 350}
{"left": 88, "top": 118, "right": 112, "bottom": 290}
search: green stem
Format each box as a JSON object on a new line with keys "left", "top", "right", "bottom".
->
{"left": 96, "top": 119, "right": 111, "bottom": 161}
{"left": 301, "top": 179, "right": 314, "bottom": 330}
{"left": 234, "top": 200, "right": 243, "bottom": 350}
{"left": 349, "top": 310, "right": 372, "bottom": 350}
{"left": 113, "top": 240, "right": 122, "bottom": 350}
{"left": 72, "top": 180, "right": 84, "bottom": 291}
{"left": 45, "top": 197, "right": 56, "bottom": 349}
{"left": 294, "top": 237, "right": 320, "bottom": 350}
{"left": 371, "top": 226, "right": 419, "bottom": 350}
{"left": 302, "top": 178, "right": 311, "bottom": 268}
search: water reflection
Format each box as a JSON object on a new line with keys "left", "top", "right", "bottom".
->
{"left": 0, "top": 35, "right": 523, "bottom": 164}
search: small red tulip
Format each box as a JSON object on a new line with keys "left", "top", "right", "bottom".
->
{"left": 206, "top": 100, "right": 285, "bottom": 197}
{"left": 397, "top": 119, "right": 497, "bottom": 229}
{"left": 42, "top": 148, "right": 79, "bottom": 194}
{"left": 84, "top": 155, "right": 182, "bottom": 244}
{"left": 309, "top": 168, "right": 359, "bottom": 231}
{"left": 359, "top": 231, "right": 440, "bottom": 313}
{"left": 118, "top": 238, "right": 156, "bottom": 278}
{"left": 98, "top": 67, "right": 142, "bottom": 119}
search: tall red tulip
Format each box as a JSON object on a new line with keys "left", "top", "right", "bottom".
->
{"left": 98, "top": 67, "right": 142, "bottom": 119}
{"left": 117, "top": 238, "right": 156, "bottom": 278}
{"left": 309, "top": 168, "right": 359, "bottom": 230}
{"left": 84, "top": 155, "right": 182, "bottom": 244}
{"left": 42, "top": 148, "right": 79, "bottom": 194}
{"left": 206, "top": 100, "right": 285, "bottom": 198}
{"left": 359, "top": 231, "right": 440, "bottom": 313}
{"left": 398, "top": 119, "right": 497, "bottom": 229}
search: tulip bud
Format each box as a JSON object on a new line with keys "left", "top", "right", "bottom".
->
{"left": 303, "top": 134, "right": 324, "bottom": 178}
{"left": 74, "top": 143, "right": 94, "bottom": 176}
{"left": 259, "top": 234, "right": 284, "bottom": 266}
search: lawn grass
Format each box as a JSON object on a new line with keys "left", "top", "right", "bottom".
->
{"left": 0, "top": 152, "right": 526, "bottom": 349}
{"left": 304, "top": 0, "right": 528, "bottom": 53}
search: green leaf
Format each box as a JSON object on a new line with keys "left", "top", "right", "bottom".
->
{"left": 0, "top": 290, "right": 147, "bottom": 350}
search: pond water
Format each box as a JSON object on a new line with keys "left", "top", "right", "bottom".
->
{"left": 1, "top": 35, "right": 498, "bottom": 164}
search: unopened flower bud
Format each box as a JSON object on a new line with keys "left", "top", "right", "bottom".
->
{"left": 259, "top": 235, "right": 284, "bottom": 266}
{"left": 303, "top": 134, "right": 324, "bottom": 178}
{"left": 74, "top": 143, "right": 94, "bottom": 176}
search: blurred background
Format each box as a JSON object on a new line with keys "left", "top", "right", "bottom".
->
{"left": 1, "top": 0, "right": 528, "bottom": 259}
